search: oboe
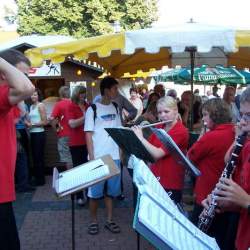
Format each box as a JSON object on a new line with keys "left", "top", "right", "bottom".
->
{"left": 197, "top": 132, "right": 247, "bottom": 233}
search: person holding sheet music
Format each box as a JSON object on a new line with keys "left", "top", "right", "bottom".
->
{"left": 132, "top": 96, "right": 189, "bottom": 204}
{"left": 84, "top": 76, "right": 122, "bottom": 235}
{"left": 187, "top": 98, "right": 235, "bottom": 249}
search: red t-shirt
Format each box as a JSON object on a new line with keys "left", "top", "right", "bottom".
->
{"left": 149, "top": 121, "right": 189, "bottom": 190}
{"left": 188, "top": 124, "right": 235, "bottom": 205}
{"left": 0, "top": 85, "right": 17, "bottom": 203}
{"left": 235, "top": 139, "right": 250, "bottom": 250}
{"left": 51, "top": 98, "right": 71, "bottom": 137}
{"left": 67, "top": 101, "right": 86, "bottom": 146}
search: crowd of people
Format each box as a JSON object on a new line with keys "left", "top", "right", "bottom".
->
{"left": 0, "top": 48, "right": 250, "bottom": 250}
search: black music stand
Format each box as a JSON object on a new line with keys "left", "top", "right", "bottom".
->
{"left": 52, "top": 155, "right": 120, "bottom": 250}
{"left": 105, "top": 127, "right": 155, "bottom": 163}
{"left": 131, "top": 156, "right": 219, "bottom": 250}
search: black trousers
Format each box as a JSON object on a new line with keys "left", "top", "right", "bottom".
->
{"left": 70, "top": 145, "right": 88, "bottom": 199}
{"left": 0, "top": 202, "right": 20, "bottom": 250}
{"left": 30, "top": 132, "right": 46, "bottom": 185}
{"left": 164, "top": 188, "right": 182, "bottom": 204}
{"left": 191, "top": 203, "right": 239, "bottom": 250}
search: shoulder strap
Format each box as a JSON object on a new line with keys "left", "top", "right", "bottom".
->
{"left": 90, "top": 104, "right": 97, "bottom": 122}
{"left": 112, "top": 101, "right": 119, "bottom": 114}
{"left": 91, "top": 102, "right": 118, "bottom": 123}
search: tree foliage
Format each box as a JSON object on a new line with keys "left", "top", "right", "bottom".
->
{"left": 17, "top": 0, "right": 158, "bottom": 37}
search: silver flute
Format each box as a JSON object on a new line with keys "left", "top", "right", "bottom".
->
{"left": 139, "top": 120, "right": 173, "bottom": 128}
{"left": 197, "top": 132, "right": 247, "bottom": 232}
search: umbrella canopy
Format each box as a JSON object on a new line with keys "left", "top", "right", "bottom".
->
{"left": 25, "top": 23, "right": 250, "bottom": 78}
{"left": 239, "top": 69, "right": 250, "bottom": 84}
{"left": 157, "top": 65, "right": 250, "bottom": 85}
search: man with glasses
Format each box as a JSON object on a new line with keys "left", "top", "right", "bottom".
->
{"left": 203, "top": 87, "right": 250, "bottom": 250}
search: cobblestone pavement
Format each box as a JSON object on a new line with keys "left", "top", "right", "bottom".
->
{"left": 13, "top": 167, "right": 155, "bottom": 250}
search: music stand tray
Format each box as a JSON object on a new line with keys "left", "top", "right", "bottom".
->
{"left": 131, "top": 155, "right": 219, "bottom": 250}
{"left": 105, "top": 127, "right": 155, "bottom": 163}
{"left": 52, "top": 155, "right": 120, "bottom": 250}
{"left": 52, "top": 154, "right": 120, "bottom": 197}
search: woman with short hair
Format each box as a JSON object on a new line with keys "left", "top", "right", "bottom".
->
{"left": 188, "top": 98, "right": 235, "bottom": 249}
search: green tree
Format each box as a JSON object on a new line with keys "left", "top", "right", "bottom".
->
{"left": 16, "top": 0, "right": 158, "bottom": 37}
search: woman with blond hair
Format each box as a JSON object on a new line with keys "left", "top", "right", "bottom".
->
{"left": 132, "top": 96, "right": 189, "bottom": 204}
{"left": 68, "top": 85, "right": 89, "bottom": 206}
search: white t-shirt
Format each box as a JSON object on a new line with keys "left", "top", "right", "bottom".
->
{"left": 84, "top": 102, "right": 121, "bottom": 160}
{"left": 29, "top": 103, "right": 45, "bottom": 133}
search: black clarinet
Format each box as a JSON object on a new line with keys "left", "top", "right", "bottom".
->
{"left": 198, "top": 132, "right": 247, "bottom": 232}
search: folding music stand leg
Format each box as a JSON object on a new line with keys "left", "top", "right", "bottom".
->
{"left": 71, "top": 194, "right": 75, "bottom": 250}
{"left": 137, "top": 232, "right": 140, "bottom": 250}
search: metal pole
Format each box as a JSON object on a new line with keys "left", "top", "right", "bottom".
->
{"left": 71, "top": 194, "right": 75, "bottom": 250}
{"left": 137, "top": 232, "right": 140, "bottom": 250}
{"left": 185, "top": 46, "right": 197, "bottom": 131}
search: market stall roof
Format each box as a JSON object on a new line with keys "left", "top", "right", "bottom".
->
{"left": 0, "top": 34, "right": 75, "bottom": 51}
{"left": 25, "top": 23, "right": 250, "bottom": 78}
{"left": 0, "top": 31, "right": 19, "bottom": 44}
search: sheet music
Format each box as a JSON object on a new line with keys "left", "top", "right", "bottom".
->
{"left": 57, "top": 159, "right": 109, "bottom": 194}
{"left": 151, "top": 128, "right": 201, "bottom": 176}
{"left": 131, "top": 155, "right": 220, "bottom": 250}
{"left": 129, "top": 155, "right": 176, "bottom": 208}
{"left": 138, "top": 194, "right": 220, "bottom": 250}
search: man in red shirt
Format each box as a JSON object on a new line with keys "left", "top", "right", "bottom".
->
{"left": 0, "top": 50, "right": 34, "bottom": 250}
{"left": 50, "top": 86, "right": 72, "bottom": 169}
{"left": 211, "top": 87, "right": 250, "bottom": 250}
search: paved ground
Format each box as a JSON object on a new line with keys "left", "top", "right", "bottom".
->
{"left": 13, "top": 166, "right": 194, "bottom": 250}
{"left": 13, "top": 167, "right": 155, "bottom": 250}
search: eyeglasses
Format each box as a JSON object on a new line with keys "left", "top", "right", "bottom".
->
{"left": 240, "top": 113, "right": 250, "bottom": 122}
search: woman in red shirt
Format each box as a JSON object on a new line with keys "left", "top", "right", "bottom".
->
{"left": 68, "top": 85, "right": 88, "bottom": 205}
{"left": 133, "top": 96, "right": 189, "bottom": 204}
{"left": 188, "top": 98, "right": 235, "bottom": 249}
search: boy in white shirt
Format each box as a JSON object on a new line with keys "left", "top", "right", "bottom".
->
{"left": 84, "top": 76, "right": 121, "bottom": 235}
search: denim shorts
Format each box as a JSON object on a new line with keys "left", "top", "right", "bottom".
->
{"left": 87, "top": 160, "right": 121, "bottom": 199}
